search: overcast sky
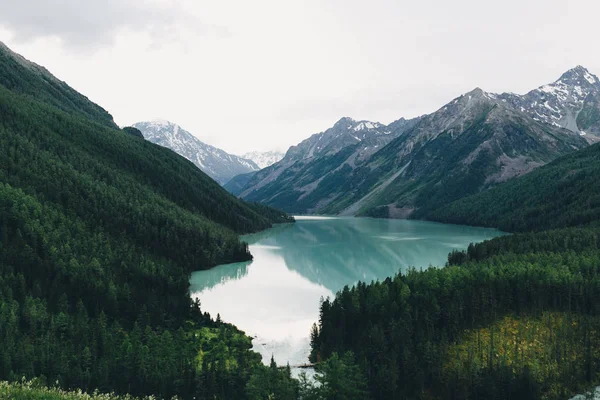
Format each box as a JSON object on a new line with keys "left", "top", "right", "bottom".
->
{"left": 1, "top": 0, "right": 599, "bottom": 154}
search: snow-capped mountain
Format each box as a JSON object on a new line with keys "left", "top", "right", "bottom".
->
{"left": 241, "top": 151, "right": 284, "bottom": 169}
{"left": 284, "top": 117, "right": 404, "bottom": 162}
{"left": 498, "top": 66, "right": 600, "bottom": 138}
{"left": 133, "top": 120, "right": 259, "bottom": 185}
{"left": 233, "top": 68, "right": 597, "bottom": 216}
{"left": 230, "top": 116, "right": 420, "bottom": 197}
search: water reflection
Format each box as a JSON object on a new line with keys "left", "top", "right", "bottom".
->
{"left": 189, "top": 217, "right": 503, "bottom": 366}
{"left": 257, "top": 217, "right": 502, "bottom": 293}
{"left": 189, "top": 260, "right": 252, "bottom": 293}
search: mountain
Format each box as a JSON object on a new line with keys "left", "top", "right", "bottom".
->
{"left": 241, "top": 150, "right": 284, "bottom": 169}
{"left": 0, "top": 42, "right": 294, "bottom": 399}
{"left": 122, "top": 126, "right": 144, "bottom": 138}
{"left": 344, "top": 88, "right": 588, "bottom": 219}
{"left": 235, "top": 73, "right": 592, "bottom": 216}
{"left": 498, "top": 66, "right": 600, "bottom": 139}
{"left": 424, "top": 139, "right": 600, "bottom": 232}
{"left": 133, "top": 120, "right": 259, "bottom": 184}
{"left": 0, "top": 41, "right": 116, "bottom": 128}
{"left": 224, "top": 170, "right": 258, "bottom": 195}
{"left": 235, "top": 116, "right": 420, "bottom": 212}
{"left": 308, "top": 116, "right": 600, "bottom": 400}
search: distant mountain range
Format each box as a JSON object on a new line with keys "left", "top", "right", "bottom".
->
{"left": 231, "top": 66, "right": 600, "bottom": 217}
{"left": 241, "top": 151, "right": 284, "bottom": 169}
{"left": 133, "top": 120, "right": 260, "bottom": 185}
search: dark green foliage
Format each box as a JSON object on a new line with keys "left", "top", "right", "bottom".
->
{"left": 362, "top": 205, "right": 389, "bottom": 218}
{"left": 245, "top": 357, "right": 299, "bottom": 400}
{"left": 0, "top": 43, "right": 116, "bottom": 128}
{"left": 122, "top": 126, "right": 144, "bottom": 138}
{"left": 300, "top": 352, "right": 370, "bottom": 400}
{"left": 0, "top": 43, "right": 294, "bottom": 399}
{"left": 424, "top": 141, "right": 600, "bottom": 232}
{"left": 311, "top": 141, "right": 600, "bottom": 399}
{"left": 311, "top": 231, "right": 600, "bottom": 399}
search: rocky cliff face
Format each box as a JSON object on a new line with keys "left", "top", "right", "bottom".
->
{"left": 498, "top": 66, "right": 600, "bottom": 139}
{"left": 236, "top": 117, "right": 420, "bottom": 211}
{"left": 328, "top": 88, "right": 587, "bottom": 218}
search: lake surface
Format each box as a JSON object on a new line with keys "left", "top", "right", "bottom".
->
{"left": 189, "top": 217, "right": 503, "bottom": 368}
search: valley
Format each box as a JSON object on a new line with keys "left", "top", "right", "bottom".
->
{"left": 1, "top": 28, "right": 600, "bottom": 400}
{"left": 189, "top": 217, "right": 502, "bottom": 370}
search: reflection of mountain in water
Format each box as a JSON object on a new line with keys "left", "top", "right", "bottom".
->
{"left": 190, "top": 218, "right": 502, "bottom": 295}
{"left": 189, "top": 260, "right": 252, "bottom": 293}
{"left": 242, "top": 223, "right": 295, "bottom": 245}
{"left": 266, "top": 218, "right": 502, "bottom": 293}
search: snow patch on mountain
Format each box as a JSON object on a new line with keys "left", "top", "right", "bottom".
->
{"left": 134, "top": 120, "right": 259, "bottom": 184}
{"left": 496, "top": 66, "right": 600, "bottom": 138}
{"left": 241, "top": 151, "right": 285, "bottom": 169}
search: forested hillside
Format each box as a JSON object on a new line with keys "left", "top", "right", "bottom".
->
{"left": 422, "top": 141, "right": 600, "bottom": 232}
{"left": 311, "top": 227, "right": 600, "bottom": 399}
{"left": 0, "top": 42, "right": 295, "bottom": 399}
{"left": 311, "top": 141, "right": 600, "bottom": 399}
{"left": 0, "top": 42, "right": 116, "bottom": 128}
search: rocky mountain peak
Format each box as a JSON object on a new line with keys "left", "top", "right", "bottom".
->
{"left": 133, "top": 121, "right": 258, "bottom": 184}
{"left": 331, "top": 117, "right": 384, "bottom": 132}
{"left": 335, "top": 117, "right": 356, "bottom": 125}
{"left": 465, "top": 87, "right": 485, "bottom": 97}
{"left": 494, "top": 66, "right": 600, "bottom": 138}
{"left": 558, "top": 65, "right": 599, "bottom": 87}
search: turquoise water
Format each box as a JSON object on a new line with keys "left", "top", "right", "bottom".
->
{"left": 189, "top": 216, "right": 503, "bottom": 367}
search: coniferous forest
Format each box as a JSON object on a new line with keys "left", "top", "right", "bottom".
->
{"left": 3, "top": 34, "right": 600, "bottom": 400}
{"left": 0, "top": 43, "right": 298, "bottom": 399}
{"left": 310, "top": 143, "right": 600, "bottom": 399}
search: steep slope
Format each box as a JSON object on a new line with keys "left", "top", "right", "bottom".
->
{"left": 308, "top": 120, "right": 600, "bottom": 400}
{"left": 338, "top": 88, "right": 588, "bottom": 218}
{"left": 0, "top": 41, "right": 116, "bottom": 128}
{"left": 234, "top": 67, "right": 597, "bottom": 218}
{"left": 133, "top": 120, "right": 259, "bottom": 184}
{"left": 224, "top": 170, "right": 257, "bottom": 195}
{"left": 236, "top": 116, "right": 420, "bottom": 213}
{"left": 122, "top": 126, "right": 144, "bottom": 138}
{"left": 498, "top": 66, "right": 600, "bottom": 139}
{"left": 424, "top": 140, "right": 600, "bottom": 232}
{"left": 241, "top": 150, "right": 284, "bottom": 169}
{"left": 0, "top": 43, "right": 293, "bottom": 399}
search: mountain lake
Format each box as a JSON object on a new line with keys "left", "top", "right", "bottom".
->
{"left": 189, "top": 216, "right": 504, "bottom": 372}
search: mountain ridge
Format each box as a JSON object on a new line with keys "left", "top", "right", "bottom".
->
{"left": 232, "top": 68, "right": 594, "bottom": 217}
{"left": 0, "top": 40, "right": 117, "bottom": 128}
{"left": 241, "top": 150, "right": 284, "bottom": 169}
{"left": 497, "top": 65, "right": 600, "bottom": 139}
{"left": 133, "top": 120, "right": 259, "bottom": 184}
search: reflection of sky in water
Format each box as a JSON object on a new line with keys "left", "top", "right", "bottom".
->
{"left": 189, "top": 217, "right": 504, "bottom": 367}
